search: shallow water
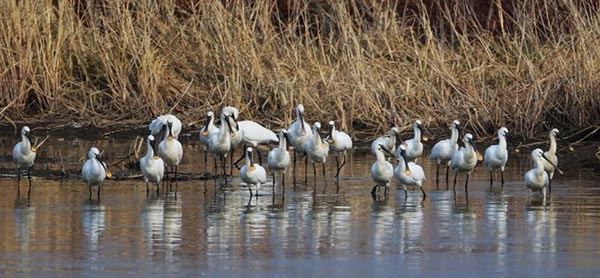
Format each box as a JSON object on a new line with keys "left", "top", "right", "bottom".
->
{"left": 0, "top": 133, "right": 599, "bottom": 277}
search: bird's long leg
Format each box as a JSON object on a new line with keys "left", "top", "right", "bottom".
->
{"left": 156, "top": 182, "right": 160, "bottom": 194}
{"left": 174, "top": 166, "right": 178, "bottom": 192}
{"left": 204, "top": 150, "right": 207, "bottom": 174}
{"left": 282, "top": 172, "right": 286, "bottom": 194}
{"left": 501, "top": 170, "right": 505, "bottom": 188}
{"left": 256, "top": 148, "right": 263, "bottom": 165}
{"left": 453, "top": 171, "right": 458, "bottom": 191}
{"left": 465, "top": 173, "right": 470, "bottom": 193}
{"left": 27, "top": 167, "right": 32, "bottom": 199}
{"left": 335, "top": 155, "right": 340, "bottom": 182}
{"left": 435, "top": 164, "right": 439, "bottom": 189}
{"left": 89, "top": 185, "right": 92, "bottom": 200}
{"left": 304, "top": 153, "right": 308, "bottom": 182}
{"left": 98, "top": 185, "right": 101, "bottom": 201}
{"left": 549, "top": 178, "right": 552, "bottom": 192}
{"left": 489, "top": 170, "right": 493, "bottom": 187}
{"left": 312, "top": 163, "right": 317, "bottom": 190}
{"left": 322, "top": 163, "right": 327, "bottom": 187}
{"left": 272, "top": 172, "right": 276, "bottom": 195}
{"left": 293, "top": 151, "right": 297, "bottom": 185}
{"left": 420, "top": 187, "right": 427, "bottom": 199}
{"left": 16, "top": 167, "right": 21, "bottom": 190}
{"left": 445, "top": 165, "right": 450, "bottom": 188}
{"left": 233, "top": 145, "right": 247, "bottom": 170}
{"left": 146, "top": 182, "right": 149, "bottom": 195}
{"left": 371, "top": 185, "right": 377, "bottom": 196}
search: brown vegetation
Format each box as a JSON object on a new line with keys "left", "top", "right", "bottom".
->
{"left": 0, "top": 0, "right": 599, "bottom": 140}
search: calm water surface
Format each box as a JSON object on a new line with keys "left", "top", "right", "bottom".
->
{"left": 0, "top": 133, "right": 599, "bottom": 277}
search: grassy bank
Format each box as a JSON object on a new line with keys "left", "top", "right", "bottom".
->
{"left": 0, "top": 0, "right": 599, "bottom": 140}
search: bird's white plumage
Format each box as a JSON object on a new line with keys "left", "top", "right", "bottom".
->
{"left": 303, "top": 122, "right": 329, "bottom": 163}
{"left": 13, "top": 126, "right": 36, "bottom": 169}
{"left": 371, "top": 127, "right": 399, "bottom": 156}
{"left": 288, "top": 104, "right": 312, "bottom": 153}
{"left": 371, "top": 145, "right": 394, "bottom": 189}
{"left": 525, "top": 149, "right": 551, "bottom": 198}
{"left": 158, "top": 121, "right": 183, "bottom": 167}
{"left": 268, "top": 131, "right": 291, "bottom": 171}
{"left": 395, "top": 145, "right": 426, "bottom": 189}
{"left": 451, "top": 133, "right": 478, "bottom": 173}
{"left": 208, "top": 112, "right": 233, "bottom": 158}
{"left": 542, "top": 128, "right": 560, "bottom": 180}
{"left": 149, "top": 114, "right": 182, "bottom": 140}
{"left": 240, "top": 147, "right": 267, "bottom": 196}
{"left": 398, "top": 120, "right": 423, "bottom": 162}
{"left": 222, "top": 106, "right": 242, "bottom": 147}
{"left": 484, "top": 127, "right": 509, "bottom": 172}
{"left": 430, "top": 120, "right": 461, "bottom": 166}
{"left": 199, "top": 111, "right": 219, "bottom": 148}
{"left": 140, "top": 135, "right": 164, "bottom": 184}
{"left": 327, "top": 121, "right": 352, "bottom": 153}
{"left": 82, "top": 147, "right": 108, "bottom": 187}
{"left": 232, "top": 120, "right": 279, "bottom": 147}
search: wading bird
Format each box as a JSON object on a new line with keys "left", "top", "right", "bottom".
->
{"left": 371, "top": 127, "right": 400, "bottom": 157}
{"left": 240, "top": 147, "right": 267, "bottom": 198}
{"left": 12, "top": 126, "right": 36, "bottom": 195}
{"left": 82, "top": 147, "right": 112, "bottom": 200}
{"left": 268, "top": 130, "right": 292, "bottom": 194}
{"left": 208, "top": 113, "right": 235, "bottom": 177}
{"left": 542, "top": 128, "right": 571, "bottom": 191}
{"left": 232, "top": 120, "right": 279, "bottom": 167}
{"left": 398, "top": 120, "right": 426, "bottom": 162}
{"left": 451, "top": 133, "right": 481, "bottom": 192}
{"left": 430, "top": 120, "right": 461, "bottom": 186}
{"left": 149, "top": 114, "right": 182, "bottom": 141}
{"left": 326, "top": 121, "right": 353, "bottom": 185}
{"left": 158, "top": 120, "right": 183, "bottom": 187}
{"left": 395, "top": 144, "right": 427, "bottom": 199}
{"left": 370, "top": 144, "right": 395, "bottom": 198}
{"left": 483, "top": 127, "right": 512, "bottom": 187}
{"left": 199, "top": 111, "right": 219, "bottom": 172}
{"left": 525, "top": 148, "right": 562, "bottom": 201}
{"left": 287, "top": 104, "right": 313, "bottom": 182}
{"left": 140, "top": 135, "right": 164, "bottom": 195}
{"left": 303, "top": 122, "right": 330, "bottom": 189}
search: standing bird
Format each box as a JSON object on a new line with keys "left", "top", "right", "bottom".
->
{"left": 140, "top": 135, "right": 165, "bottom": 195}
{"left": 208, "top": 113, "right": 235, "bottom": 177}
{"left": 451, "top": 133, "right": 481, "bottom": 192}
{"left": 158, "top": 120, "right": 183, "bottom": 187}
{"left": 542, "top": 128, "right": 571, "bottom": 191}
{"left": 287, "top": 104, "right": 313, "bottom": 182}
{"left": 429, "top": 120, "right": 461, "bottom": 186}
{"left": 82, "top": 147, "right": 112, "bottom": 200}
{"left": 198, "top": 111, "right": 219, "bottom": 172}
{"left": 483, "top": 127, "right": 512, "bottom": 187}
{"left": 371, "top": 127, "right": 400, "bottom": 157}
{"left": 326, "top": 121, "right": 353, "bottom": 185}
{"left": 268, "top": 131, "right": 292, "bottom": 194}
{"left": 232, "top": 120, "right": 279, "bottom": 167}
{"left": 397, "top": 120, "right": 426, "bottom": 162}
{"left": 240, "top": 147, "right": 267, "bottom": 198}
{"left": 149, "top": 114, "right": 182, "bottom": 141}
{"left": 395, "top": 144, "right": 427, "bottom": 199}
{"left": 303, "top": 122, "right": 330, "bottom": 189}
{"left": 12, "top": 126, "right": 36, "bottom": 195}
{"left": 525, "top": 148, "right": 562, "bottom": 201}
{"left": 370, "top": 144, "right": 395, "bottom": 197}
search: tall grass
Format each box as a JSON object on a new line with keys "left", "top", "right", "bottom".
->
{"left": 0, "top": 0, "right": 598, "bottom": 140}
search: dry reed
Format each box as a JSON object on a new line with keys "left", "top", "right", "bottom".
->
{"left": 0, "top": 0, "right": 598, "bottom": 141}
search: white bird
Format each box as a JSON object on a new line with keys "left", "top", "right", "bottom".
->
{"left": 525, "top": 148, "right": 562, "bottom": 201}
{"left": 326, "top": 120, "right": 352, "bottom": 185}
{"left": 240, "top": 147, "right": 267, "bottom": 197}
{"left": 395, "top": 144, "right": 427, "bottom": 199}
{"left": 12, "top": 126, "right": 36, "bottom": 193}
{"left": 268, "top": 130, "right": 292, "bottom": 194}
{"left": 542, "top": 128, "right": 571, "bottom": 191}
{"left": 220, "top": 106, "right": 242, "bottom": 175}
{"left": 287, "top": 104, "right": 313, "bottom": 181}
{"left": 371, "top": 127, "right": 400, "bottom": 157}
{"left": 451, "top": 133, "right": 481, "bottom": 192}
{"left": 208, "top": 112, "right": 235, "bottom": 177}
{"left": 140, "top": 135, "right": 165, "bottom": 195}
{"left": 82, "top": 147, "right": 112, "bottom": 200}
{"left": 429, "top": 120, "right": 461, "bottom": 186}
{"left": 198, "top": 111, "right": 219, "bottom": 171}
{"left": 370, "top": 144, "right": 395, "bottom": 197}
{"left": 149, "top": 114, "right": 182, "bottom": 141}
{"left": 303, "top": 122, "right": 330, "bottom": 188}
{"left": 483, "top": 127, "right": 511, "bottom": 187}
{"left": 158, "top": 120, "right": 183, "bottom": 186}
{"left": 232, "top": 120, "right": 279, "bottom": 166}
{"left": 397, "top": 120, "right": 425, "bottom": 162}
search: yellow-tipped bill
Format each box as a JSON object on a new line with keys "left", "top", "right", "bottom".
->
{"left": 327, "top": 138, "right": 334, "bottom": 144}
{"left": 249, "top": 164, "right": 256, "bottom": 171}
{"left": 167, "top": 135, "right": 174, "bottom": 141}
{"left": 404, "top": 169, "right": 412, "bottom": 176}
{"left": 568, "top": 145, "right": 575, "bottom": 152}
{"left": 321, "top": 143, "right": 327, "bottom": 148}
{"left": 105, "top": 169, "right": 113, "bottom": 178}
{"left": 229, "top": 131, "right": 236, "bottom": 137}
{"left": 514, "top": 148, "right": 520, "bottom": 153}
{"left": 201, "top": 130, "right": 209, "bottom": 136}
{"left": 30, "top": 146, "right": 38, "bottom": 152}
{"left": 477, "top": 152, "right": 484, "bottom": 161}
{"left": 153, "top": 155, "right": 161, "bottom": 160}
{"left": 422, "top": 136, "right": 429, "bottom": 142}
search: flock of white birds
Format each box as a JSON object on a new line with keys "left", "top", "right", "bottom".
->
{"left": 11, "top": 104, "right": 571, "bottom": 201}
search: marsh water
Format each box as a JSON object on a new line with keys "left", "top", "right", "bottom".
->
{"left": 0, "top": 131, "right": 599, "bottom": 277}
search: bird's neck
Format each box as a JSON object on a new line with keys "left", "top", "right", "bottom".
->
{"left": 279, "top": 135, "right": 287, "bottom": 149}
{"left": 451, "top": 127, "right": 459, "bottom": 143}
{"left": 413, "top": 126, "right": 421, "bottom": 142}
{"left": 21, "top": 134, "right": 31, "bottom": 148}
{"left": 549, "top": 134, "right": 557, "bottom": 153}
{"left": 499, "top": 134, "right": 507, "bottom": 149}
{"left": 147, "top": 143, "right": 154, "bottom": 157}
